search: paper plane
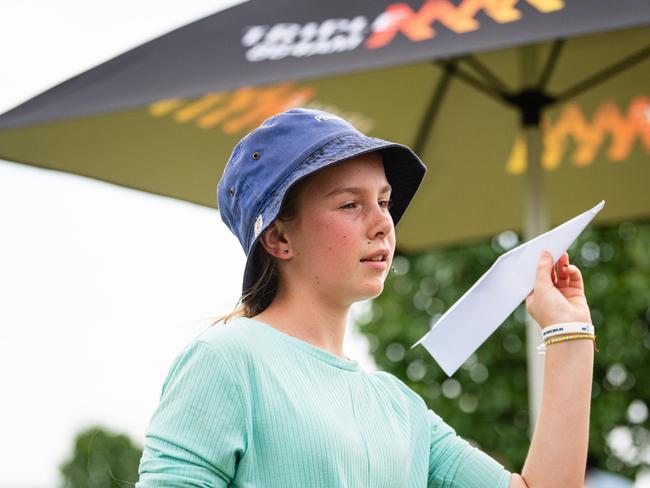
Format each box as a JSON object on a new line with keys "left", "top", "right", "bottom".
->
{"left": 411, "top": 200, "right": 605, "bottom": 377}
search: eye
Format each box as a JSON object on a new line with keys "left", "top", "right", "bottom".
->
{"left": 341, "top": 198, "right": 393, "bottom": 210}
{"left": 381, "top": 198, "right": 394, "bottom": 209}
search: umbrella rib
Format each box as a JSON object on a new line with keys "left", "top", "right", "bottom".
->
{"left": 458, "top": 55, "right": 513, "bottom": 95}
{"left": 413, "top": 62, "right": 455, "bottom": 155}
{"left": 536, "top": 39, "right": 565, "bottom": 90}
{"left": 553, "top": 44, "right": 650, "bottom": 104}
{"left": 436, "top": 60, "right": 507, "bottom": 105}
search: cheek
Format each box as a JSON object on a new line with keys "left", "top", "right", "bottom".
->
{"left": 312, "top": 218, "right": 358, "bottom": 262}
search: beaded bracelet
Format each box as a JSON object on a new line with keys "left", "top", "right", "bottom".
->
{"left": 537, "top": 333, "right": 599, "bottom": 355}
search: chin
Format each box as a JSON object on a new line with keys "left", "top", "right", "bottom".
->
{"left": 360, "top": 282, "right": 385, "bottom": 300}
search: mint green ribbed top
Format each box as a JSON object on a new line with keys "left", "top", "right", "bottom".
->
{"left": 136, "top": 316, "right": 511, "bottom": 487}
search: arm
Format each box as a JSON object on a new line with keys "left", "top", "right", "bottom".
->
{"left": 510, "top": 250, "right": 594, "bottom": 488}
{"left": 136, "top": 340, "right": 248, "bottom": 487}
{"left": 428, "top": 408, "right": 512, "bottom": 488}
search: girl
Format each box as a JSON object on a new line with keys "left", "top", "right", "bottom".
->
{"left": 136, "top": 107, "right": 595, "bottom": 487}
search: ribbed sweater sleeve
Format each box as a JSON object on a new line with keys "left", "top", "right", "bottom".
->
{"left": 427, "top": 409, "right": 511, "bottom": 488}
{"left": 136, "top": 340, "right": 247, "bottom": 487}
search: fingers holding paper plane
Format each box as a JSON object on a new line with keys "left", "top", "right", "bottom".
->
{"left": 561, "top": 256, "right": 586, "bottom": 298}
{"left": 525, "top": 249, "right": 592, "bottom": 329}
{"left": 553, "top": 252, "right": 568, "bottom": 287}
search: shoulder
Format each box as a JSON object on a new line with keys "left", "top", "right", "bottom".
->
{"left": 369, "top": 369, "right": 429, "bottom": 412}
{"left": 196, "top": 317, "right": 252, "bottom": 348}
{"left": 193, "top": 317, "right": 257, "bottom": 368}
{"left": 370, "top": 370, "right": 424, "bottom": 402}
{"left": 368, "top": 371, "right": 450, "bottom": 431}
{"left": 160, "top": 318, "right": 255, "bottom": 393}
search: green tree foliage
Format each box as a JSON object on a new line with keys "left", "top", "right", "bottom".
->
{"left": 358, "top": 220, "right": 650, "bottom": 480}
{"left": 59, "top": 425, "right": 142, "bottom": 488}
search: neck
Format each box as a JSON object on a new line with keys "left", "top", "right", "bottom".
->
{"left": 250, "top": 284, "right": 352, "bottom": 360}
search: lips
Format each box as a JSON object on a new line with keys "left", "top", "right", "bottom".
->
{"left": 360, "top": 249, "right": 389, "bottom": 262}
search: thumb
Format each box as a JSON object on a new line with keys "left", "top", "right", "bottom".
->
{"left": 535, "top": 250, "right": 554, "bottom": 291}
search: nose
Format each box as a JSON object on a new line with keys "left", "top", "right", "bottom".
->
{"left": 367, "top": 201, "right": 394, "bottom": 240}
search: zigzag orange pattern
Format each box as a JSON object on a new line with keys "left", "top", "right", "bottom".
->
{"left": 506, "top": 95, "right": 650, "bottom": 173}
{"left": 149, "top": 84, "right": 316, "bottom": 134}
{"left": 365, "top": 0, "right": 564, "bottom": 49}
{"left": 148, "top": 85, "right": 374, "bottom": 134}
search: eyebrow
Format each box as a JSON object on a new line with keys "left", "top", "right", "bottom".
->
{"left": 325, "top": 184, "right": 392, "bottom": 198}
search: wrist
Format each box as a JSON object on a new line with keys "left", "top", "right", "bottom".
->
{"left": 545, "top": 335, "right": 597, "bottom": 356}
{"left": 537, "top": 322, "right": 599, "bottom": 355}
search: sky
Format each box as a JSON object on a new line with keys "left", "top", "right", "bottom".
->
{"left": 0, "top": 1, "right": 376, "bottom": 486}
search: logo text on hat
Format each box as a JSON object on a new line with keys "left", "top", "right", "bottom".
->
{"left": 314, "top": 114, "right": 343, "bottom": 123}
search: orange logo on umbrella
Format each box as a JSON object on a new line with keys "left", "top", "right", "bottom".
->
{"left": 148, "top": 84, "right": 374, "bottom": 134}
{"left": 506, "top": 95, "right": 650, "bottom": 173}
{"left": 366, "top": 0, "right": 565, "bottom": 49}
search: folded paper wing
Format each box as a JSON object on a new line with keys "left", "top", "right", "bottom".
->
{"left": 411, "top": 200, "right": 605, "bottom": 377}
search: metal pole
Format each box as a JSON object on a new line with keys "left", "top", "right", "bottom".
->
{"left": 520, "top": 45, "right": 548, "bottom": 435}
{"left": 523, "top": 124, "right": 547, "bottom": 435}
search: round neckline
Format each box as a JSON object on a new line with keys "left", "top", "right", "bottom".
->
{"left": 238, "top": 317, "right": 360, "bottom": 372}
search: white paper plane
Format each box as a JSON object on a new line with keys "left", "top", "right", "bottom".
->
{"left": 411, "top": 200, "right": 606, "bottom": 377}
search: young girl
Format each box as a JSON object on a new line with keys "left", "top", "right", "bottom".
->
{"left": 136, "top": 107, "right": 595, "bottom": 487}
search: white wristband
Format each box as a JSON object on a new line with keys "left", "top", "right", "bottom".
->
{"left": 541, "top": 322, "right": 594, "bottom": 340}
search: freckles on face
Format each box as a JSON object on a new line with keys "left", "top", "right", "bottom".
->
{"left": 314, "top": 217, "right": 357, "bottom": 265}
{"left": 290, "top": 206, "right": 359, "bottom": 288}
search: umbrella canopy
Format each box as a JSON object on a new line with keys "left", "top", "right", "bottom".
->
{"left": 0, "top": 1, "right": 648, "bottom": 253}
{"left": 1, "top": 0, "right": 649, "bottom": 428}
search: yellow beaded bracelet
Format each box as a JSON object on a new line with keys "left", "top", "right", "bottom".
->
{"left": 546, "top": 334, "right": 599, "bottom": 351}
{"left": 537, "top": 333, "right": 600, "bottom": 355}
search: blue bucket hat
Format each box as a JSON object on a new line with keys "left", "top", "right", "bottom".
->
{"left": 217, "top": 107, "right": 427, "bottom": 298}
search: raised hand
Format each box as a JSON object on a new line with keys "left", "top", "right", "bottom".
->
{"left": 525, "top": 250, "right": 592, "bottom": 329}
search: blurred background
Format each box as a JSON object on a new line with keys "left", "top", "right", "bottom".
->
{"left": 1, "top": 1, "right": 648, "bottom": 486}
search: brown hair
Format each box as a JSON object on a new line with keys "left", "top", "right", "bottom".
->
{"left": 209, "top": 177, "right": 305, "bottom": 326}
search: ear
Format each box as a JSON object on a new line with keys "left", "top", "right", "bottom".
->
{"left": 257, "top": 220, "right": 292, "bottom": 259}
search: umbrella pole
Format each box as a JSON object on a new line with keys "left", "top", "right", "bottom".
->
{"left": 520, "top": 44, "right": 548, "bottom": 436}
{"left": 523, "top": 123, "right": 547, "bottom": 436}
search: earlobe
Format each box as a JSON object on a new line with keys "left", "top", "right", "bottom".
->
{"left": 259, "top": 222, "right": 292, "bottom": 259}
